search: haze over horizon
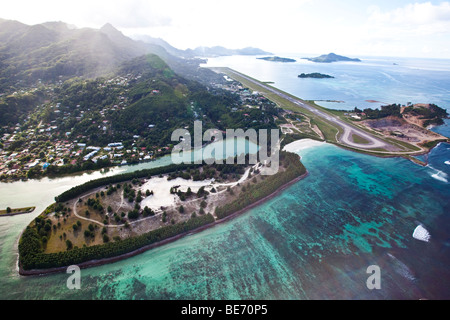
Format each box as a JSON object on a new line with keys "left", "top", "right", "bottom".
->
{"left": 2, "top": 0, "right": 450, "bottom": 59}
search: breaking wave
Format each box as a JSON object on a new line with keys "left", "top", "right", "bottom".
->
{"left": 427, "top": 165, "right": 448, "bottom": 183}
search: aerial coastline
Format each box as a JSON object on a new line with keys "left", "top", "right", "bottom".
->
{"left": 19, "top": 163, "right": 308, "bottom": 276}
{"left": 15, "top": 67, "right": 448, "bottom": 275}
{"left": 1, "top": 0, "right": 450, "bottom": 301}
{"left": 18, "top": 150, "right": 307, "bottom": 274}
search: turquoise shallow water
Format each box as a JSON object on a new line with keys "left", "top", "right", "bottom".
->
{"left": 2, "top": 53, "right": 450, "bottom": 299}
{"left": 1, "top": 142, "right": 449, "bottom": 299}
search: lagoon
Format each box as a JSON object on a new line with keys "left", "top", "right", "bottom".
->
{"left": 0, "top": 139, "right": 449, "bottom": 299}
{"left": 0, "top": 56, "right": 449, "bottom": 299}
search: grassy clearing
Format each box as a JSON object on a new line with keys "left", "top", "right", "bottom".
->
{"left": 333, "top": 144, "right": 391, "bottom": 156}
{"left": 310, "top": 118, "right": 339, "bottom": 142}
{"left": 384, "top": 137, "right": 422, "bottom": 152}
{"left": 421, "top": 139, "right": 449, "bottom": 150}
{"left": 351, "top": 134, "right": 370, "bottom": 145}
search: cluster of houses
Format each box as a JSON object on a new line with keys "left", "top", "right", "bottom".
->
{"left": 1, "top": 72, "right": 279, "bottom": 180}
{"left": 213, "top": 77, "right": 276, "bottom": 114}
{"left": 343, "top": 112, "right": 366, "bottom": 120}
{"left": 0, "top": 72, "right": 165, "bottom": 180}
{"left": 0, "top": 136, "right": 161, "bottom": 179}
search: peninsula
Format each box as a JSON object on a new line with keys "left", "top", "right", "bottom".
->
{"left": 19, "top": 152, "right": 306, "bottom": 274}
{"left": 298, "top": 73, "right": 334, "bottom": 79}
{"left": 257, "top": 56, "right": 296, "bottom": 63}
{"left": 303, "top": 53, "right": 361, "bottom": 63}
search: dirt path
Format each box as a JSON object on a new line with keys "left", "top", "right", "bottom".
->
{"left": 71, "top": 167, "right": 255, "bottom": 228}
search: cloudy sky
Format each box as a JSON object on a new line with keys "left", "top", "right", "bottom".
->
{"left": 2, "top": 0, "right": 450, "bottom": 58}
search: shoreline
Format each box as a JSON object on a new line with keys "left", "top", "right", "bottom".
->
{"left": 0, "top": 157, "right": 161, "bottom": 184}
{"left": 0, "top": 207, "right": 35, "bottom": 217}
{"left": 19, "top": 170, "right": 308, "bottom": 276}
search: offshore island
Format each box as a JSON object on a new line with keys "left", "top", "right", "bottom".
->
{"left": 298, "top": 73, "right": 334, "bottom": 79}
{"left": 302, "top": 53, "right": 361, "bottom": 63}
{"left": 257, "top": 56, "right": 296, "bottom": 63}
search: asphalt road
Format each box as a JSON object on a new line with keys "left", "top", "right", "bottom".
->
{"left": 227, "top": 69, "right": 390, "bottom": 150}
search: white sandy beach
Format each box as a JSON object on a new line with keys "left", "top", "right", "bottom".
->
{"left": 139, "top": 167, "right": 252, "bottom": 210}
{"left": 282, "top": 139, "right": 326, "bottom": 153}
{"left": 136, "top": 139, "right": 322, "bottom": 211}
{"left": 139, "top": 176, "right": 214, "bottom": 210}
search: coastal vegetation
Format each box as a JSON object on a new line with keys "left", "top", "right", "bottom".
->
{"left": 298, "top": 73, "right": 334, "bottom": 79}
{"left": 215, "top": 151, "right": 305, "bottom": 219}
{"left": 18, "top": 150, "right": 307, "bottom": 272}
{"left": 355, "top": 104, "right": 402, "bottom": 119}
{"left": 257, "top": 56, "right": 296, "bottom": 63}
{"left": 302, "top": 53, "right": 361, "bottom": 63}
{"left": 353, "top": 103, "right": 448, "bottom": 124}
{"left": 420, "top": 139, "right": 449, "bottom": 149}
{"left": 1, "top": 56, "right": 280, "bottom": 182}
{"left": 0, "top": 206, "right": 35, "bottom": 216}
{"left": 19, "top": 213, "right": 215, "bottom": 270}
{"left": 54, "top": 163, "right": 200, "bottom": 203}
{"left": 403, "top": 104, "right": 448, "bottom": 127}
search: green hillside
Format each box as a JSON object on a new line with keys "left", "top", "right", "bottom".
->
{"left": 0, "top": 19, "right": 224, "bottom": 94}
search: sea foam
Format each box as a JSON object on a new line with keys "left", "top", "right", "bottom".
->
{"left": 412, "top": 225, "right": 431, "bottom": 242}
{"left": 431, "top": 171, "right": 448, "bottom": 183}
{"left": 427, "top": 165, "right": 448, "bottom": 183}
{"left": 387, "top": 253, "right": 416, "bottom": 281}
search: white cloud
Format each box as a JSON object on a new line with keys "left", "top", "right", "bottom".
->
{"left": 368, "top": 2, "right": 450, "bottom": 35}
{"left": 2, "top": 0, "right": 450, "bottom": 58}
{"left": 120, "top": 0, "right": 313, "bottom": 50}
{"left": 83, "top": 1, "right": 172, "bottom": 28}
{"left": 351, "top": 2, "right": 450, "bottom": 58}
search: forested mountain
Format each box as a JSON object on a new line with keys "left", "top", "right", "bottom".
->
{"left": 133, "top": 35, "right": 272, "bottom": 58}
{"left": 0, "top": 20, "right": 134, "bottom": 89}
{"left": 131, "top": 34, "right": 193, "bottom": 59}
{"left": 9, "top": 53, "right": 242, "bottom": 147}
{"left": 0, "top": 19, "right": 227, "bottom": 93}
{"left": 0, "top": 18, "right": 281, "bottom": 181}
{"left": 185, "top": 46, "right": 271, "bottom": 57}
{"left": 0, "top": 19, "right": 271, "bottom": 94}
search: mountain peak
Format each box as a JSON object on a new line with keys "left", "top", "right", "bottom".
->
{"left": 303, "top": 52, "right": 361, "bottom": 63}
{"left": 101, "top": 23, "right": 119, "bottom": 32}
{"left": 100, "top": 23, "right": 129, "bottom": 43}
